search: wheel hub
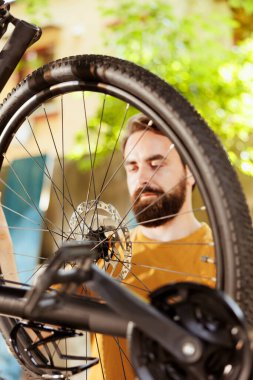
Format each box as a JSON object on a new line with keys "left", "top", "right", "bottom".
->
{"left": 69, "top": 200, "right": 132, "bottom": 280}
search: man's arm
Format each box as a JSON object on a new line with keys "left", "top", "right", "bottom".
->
{"left": 0, "top": 197, "right": 18, "bottom": 282}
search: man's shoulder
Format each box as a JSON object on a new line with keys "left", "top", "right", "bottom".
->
{"left": 194, "top": 222, "right": 213, "bottom": 242}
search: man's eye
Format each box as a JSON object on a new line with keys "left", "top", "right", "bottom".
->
{"left": 151, "top": 160, "right": 163, "bottom": 168}
{"left": 126, "top": 164, "right": 137, "bottom": 172}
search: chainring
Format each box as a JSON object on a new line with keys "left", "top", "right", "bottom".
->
{"left": 129, "top": 282, "right": 252, "bottom": 380}
{"left": 69, "top": 200, "right": 132, "bottom": 280}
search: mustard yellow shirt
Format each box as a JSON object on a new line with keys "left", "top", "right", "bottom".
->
{"left": 89, "top": 223, "right": 215, "bottom": 380}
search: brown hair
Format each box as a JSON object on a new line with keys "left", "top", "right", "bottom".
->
{"left": 121, "top": 113, "right": 166, "bottom": 152}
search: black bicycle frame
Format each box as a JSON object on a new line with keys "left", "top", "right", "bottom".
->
{"left": 0, "top": 241, "right": 203, "bottom": 364}
{"left": 0, "top": 2, "right": 41, "bottom": 92}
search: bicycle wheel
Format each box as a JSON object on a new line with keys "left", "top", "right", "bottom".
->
{"left": 0, "top": 55, "right": 252, "bottom": 380}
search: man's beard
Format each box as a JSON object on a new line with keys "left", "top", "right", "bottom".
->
{"left": 131, "top": 178, "right": 186, "bottom": 227}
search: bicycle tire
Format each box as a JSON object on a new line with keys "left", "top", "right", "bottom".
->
{"left": 0, "top": 54, "right": 252, "bottom": 379}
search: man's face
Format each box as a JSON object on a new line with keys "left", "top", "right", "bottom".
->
{"left": 124, "top": 130, "right": 187, "bottom": 227}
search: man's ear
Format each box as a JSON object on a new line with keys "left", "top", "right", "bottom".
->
{"left": 185, "top": 165, "right": 195, "bottom": 188}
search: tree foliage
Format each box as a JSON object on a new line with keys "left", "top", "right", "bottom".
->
{"left": 228, "top": 0, "right": 253, "bottom": 14}
{"left": 17, "top": 0, "right": 253, "bottom": 175}
{"left": 97, "top": 0, "right": 253, "bottom": 176}
{"left": 17, "top": 0, "right": 49, "bottom": 21}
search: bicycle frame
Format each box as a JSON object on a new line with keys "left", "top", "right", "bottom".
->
{"left": 0, "top": 1, "right": 41, "bottom": 91}
{"left": 0, "top": 241, "right": 203, "bottom": 363}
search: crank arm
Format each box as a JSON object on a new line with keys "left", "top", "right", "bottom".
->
{"left": 88, "top": 264, "right": 203, "bottom": 364}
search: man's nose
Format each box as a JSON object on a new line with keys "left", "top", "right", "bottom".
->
{"left": 136, "top": 165, "right": 151, "bottom": 186}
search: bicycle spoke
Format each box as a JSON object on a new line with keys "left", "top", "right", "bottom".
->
{"left": 2, "top": 251, "right": 47, "bottom": 261}
{"left": 64, "top": 338, "right": 68, "bottom": 378}
{"left": 115, "top": 337, "right": 127, "bottom": 380}
{"left": 85, "top": 331, "right": 88, "bottom": 380}
{"left": 0, "top": 178, "right": 69, "bottom": 240}
{"left": 131, "top": 241, "right": 214, "bottom": 247}
{"left": 42, "top": 104, "right": 78, "bottom": 219}
{"left": 6, "top": 117, "right": 93, "bottom": 247}
{"left": 0, "top": 278, "right": 32, "bottom": 288}
{"left": 24, "top": 262, "right": 49, "bottom": 284}
{"left": 95, "top": 102, "right": 129, "bottom": 204}
{"left": 0, "top": 225, "right": 69, "bottom": 239}
{"left": 3, "top": 155, "right": 59, "bottom": 248}
{"left": 88, "top": 146, "right": 178, "bottom": 252}
{"left": 112, "top": 255, "right": 151, "bottom": 293}
{"left": 25, "top": 116, "right": 91, "bottom": 235}
{"left": 13, "top": 133, "right": 76, "bottom": 229}
{"left": 1, "top": 171, "right": 70, "bottom": 241}
{"left": 0, "top": 266, "right": 46, "bottom": 277}
{"left": 61, "top": 96, "right": 65, "bottom": 243}
{"left": 0, "top": 177, "right": 41, "bottom": 215}
{"left": 85, "top": 93, "right": 106, "bottom": 230}
{"left": 82, "top": 92, "right": 98, "bottom": 218}
{"left": 117, "top": 260, "right": 216, "bottom": 282}
{"left": 86, "top": 100, "right": 129, "bottom": 233}
{"left": 95, "top": 334, "right": 105, "bottom": 380}
{"left": 1, "top": 202, "right": 42, "bottom": 225}
{"left": 82, "top": 124, "right": 151, "bottom": 218}
{"left": 115, "top": 279, "right": 150, "bottom": 294}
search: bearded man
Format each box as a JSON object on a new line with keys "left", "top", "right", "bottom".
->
{"left": 89, "top": 114, "right": 215, "bottom": 380}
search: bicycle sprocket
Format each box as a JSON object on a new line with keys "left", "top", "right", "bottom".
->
{"left": 129, "top": 282, "right": 252, "bottom": 380}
